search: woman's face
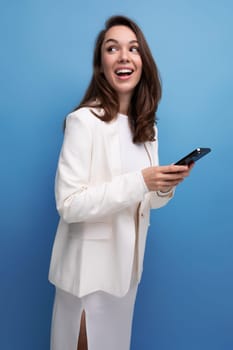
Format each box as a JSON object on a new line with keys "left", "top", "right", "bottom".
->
{"left": 101, "top": 25, "right": 142, "bottom": 102}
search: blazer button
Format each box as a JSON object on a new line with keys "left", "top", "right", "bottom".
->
{"left": 141, "top": 213, "right": 144, "bottom": 217}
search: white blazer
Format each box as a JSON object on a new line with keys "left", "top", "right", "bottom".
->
{"left": 49, "top": 107, "right": 174, "bottom": 297}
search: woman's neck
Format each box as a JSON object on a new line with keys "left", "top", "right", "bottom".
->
{"left": 118, "top": 93, "right": 131, "bottom": 116}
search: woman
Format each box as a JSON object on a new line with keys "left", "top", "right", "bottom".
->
{"left": 49, "top": 15, "right": 192, "bottom": 350}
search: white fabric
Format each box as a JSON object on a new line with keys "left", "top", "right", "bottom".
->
{"left": 50, "top": 114, "right": 143, "bottom": 350}
{"left": 117, "top": 113, "right": 149, "bottom": 173}
{"left": 51, "top": 285, "right": 138, "bottom": 350}
{"left": 117, "top": 113, "right": 150, "bottom": 280}
{"left": 49, "top": 107, "right": 174, "bottom": 298}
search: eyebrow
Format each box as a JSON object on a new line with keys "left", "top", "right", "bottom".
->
{"left": 103, "top": 38, "right": 139, "bottom": 45}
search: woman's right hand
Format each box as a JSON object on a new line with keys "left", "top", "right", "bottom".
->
{"left": 142, "top": 164, "right": 192, "bottom": 192}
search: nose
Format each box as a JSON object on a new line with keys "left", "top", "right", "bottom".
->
{"left": 118, "top": 47, "right": 130, "bottom": 62}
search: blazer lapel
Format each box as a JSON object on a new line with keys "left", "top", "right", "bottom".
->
{"left": 144, "top": 142, "right": 154, "bottom": 166}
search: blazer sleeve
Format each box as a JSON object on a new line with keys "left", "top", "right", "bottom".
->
{"left": 55, "top": 112, "right": 148, "bottom": 223}
{"left": 149, "top": 188, "right": 175, "bottom": 209}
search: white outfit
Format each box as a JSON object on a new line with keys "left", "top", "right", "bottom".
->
{"left": 49, "top": 107, "right": 174, "bottom": 298}
{"left": 51, "top": 284, "right": 138, "bottom": 350}
{"left": 49, "top": 108, "right": 174, "bottom": 349}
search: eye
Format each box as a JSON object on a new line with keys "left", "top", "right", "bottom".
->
{"left": 106, "top": 46, "right": 118, "bottom": 53}
{"left": 130, "top": 46, "right": 140, "bottom": 53}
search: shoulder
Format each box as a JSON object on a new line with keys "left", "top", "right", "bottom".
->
{"left": 67, "top": 107, "right": 96, "bottom": 123}
{"left": 66, "top": 107, "right": 104, "bottom": 127}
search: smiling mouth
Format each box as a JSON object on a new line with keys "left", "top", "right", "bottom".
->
{"left": 115, "top": 69, "right": 134, "bottom": 77}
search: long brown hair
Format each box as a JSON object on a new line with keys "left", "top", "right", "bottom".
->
{"left": 75, "top": 15, "right": 162, "bottom": 143}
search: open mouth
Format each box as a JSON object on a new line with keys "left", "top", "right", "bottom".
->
{"left": 115, "top": 69, "right": 133, "bottom": 77}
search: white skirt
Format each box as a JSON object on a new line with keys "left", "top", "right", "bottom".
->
{"left": 50, "top": 282, "right": 138, "bottom": 350}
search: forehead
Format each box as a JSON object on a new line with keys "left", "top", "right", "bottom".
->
{"left": 104, "top": 25, "right": 137, "bottom": 42}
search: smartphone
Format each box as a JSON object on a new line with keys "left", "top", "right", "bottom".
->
{"left": 175, "top": 147, "right": 211, "bottom": 166}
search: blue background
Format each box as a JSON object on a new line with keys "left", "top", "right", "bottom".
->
{"left": 1, "top": 0, "right": 232, "bottom": 349}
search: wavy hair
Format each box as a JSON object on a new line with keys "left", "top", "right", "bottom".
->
{"left": 75, "top": 15, "right": 162, "bottom": 143}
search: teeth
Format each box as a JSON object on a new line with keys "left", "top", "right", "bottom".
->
{"left": 116, "top": 69, "right": 133, "bottom": 74}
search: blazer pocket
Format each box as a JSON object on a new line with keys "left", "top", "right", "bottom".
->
{"left": 69, "top": 222, "right": 112, "bottom": 240}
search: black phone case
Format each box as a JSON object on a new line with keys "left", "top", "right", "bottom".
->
{"left": 175, "top": 147, "right": 211, "bottom": 165}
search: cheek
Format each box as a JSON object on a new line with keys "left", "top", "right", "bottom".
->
{"left": 102, "top": 66, "right": 113, "bottom": 84}
{"left": 133, "top": 56, "right": 142, "bottom": 76}
{"left": 138, "top": 58, "right": 143, "bottom": 74}
{"left": 101, "top": 55, "right": 112, "bottom": 75}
